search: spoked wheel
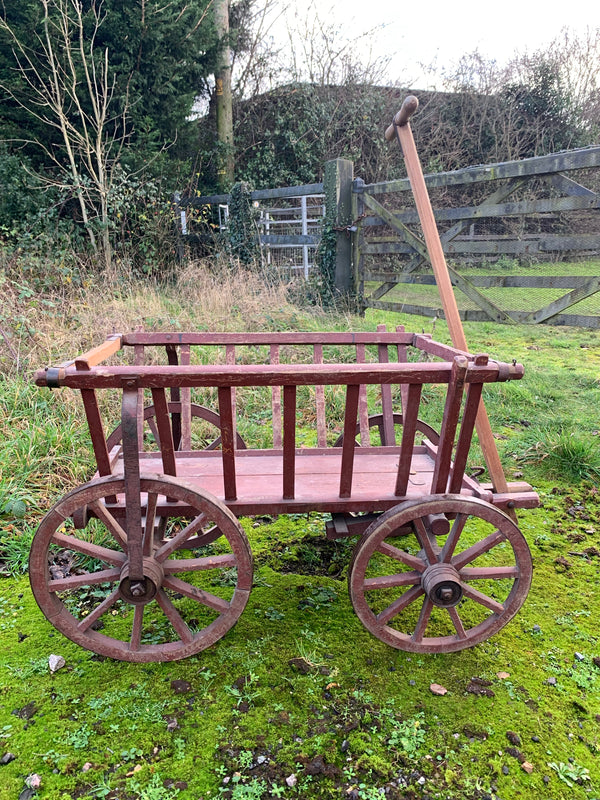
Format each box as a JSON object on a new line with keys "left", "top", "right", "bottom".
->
{"left": 349, "top": 495, "right": 532, "bottom": 653}
{"left": 334, "top": 413, "right": 440, "bottom": 447}
{"left": 29, "top": 475, "right": 253, "bottom": 662}
{"left": 106, "top": 402, "right": 247, "bottom": 452}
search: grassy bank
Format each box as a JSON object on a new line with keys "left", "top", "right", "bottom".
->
{"left": 0, "top": 264, "right": 598, "bottom": 800}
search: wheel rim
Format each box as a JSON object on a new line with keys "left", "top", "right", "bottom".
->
{"left": 349, "top": 495, "right": 532, "bottom": 653}
{"left": 106, "top": 403, "right": 247, "bottom": 451}
{"left": 29, "top": 475, "right": 252, "bottom": 662}
{"left": 334, "top": 414, "right": 440, "bottom": 447}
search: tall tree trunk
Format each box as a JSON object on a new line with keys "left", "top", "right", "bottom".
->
{"left": 214, "top": 0, "right": 234, "bottom": 191}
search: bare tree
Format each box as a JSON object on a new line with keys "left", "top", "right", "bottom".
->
{"left": 0, "top": 0, "right": 128, "bottom": 267}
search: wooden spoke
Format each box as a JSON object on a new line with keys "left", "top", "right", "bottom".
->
{"left": 89, "top": 501, "right": 128, "bottom": 549}
{"left": 130, "top": 605, "right": 144, "bottom": 652}
{"left": 452, "top": 529, "right": 505, "bottom": 570}
{"left": 413, "top": 516, "right": 438, "bottom": 564}
{"left": 163, "top": 575, "right": 230, "bottom": 614}
{"left": 147, "top": 415, "right": 161, "bottom": 445}
{"left": 76, "top": 587, "right": 121, "bottom": 632}
{"left": 440, "top": 513, "right": 468, "bottom": 563}
{"left": 447, "top": 606, "right": 468, "bottom": 640}
{"left": 411, "top": 597, "right": 434, "bottom": 643}
{"left": 51, "top": 532, "right": 125, "bottom": 567}
{"left": 363, "top": 571, "right": 422, "bottom": 591}
{"left": 461, "top": 584, "right": 505, "bottom": 615}
{"left": 377, "top": 541, "right": 426, "bottom": 571}
{"left": 460, "top": 566, "right": 520, "bottom": 581}
{"left": 163, "top": 553, "right": 237, "bottom": 573}
{"left": 49, "top": 567, "right": 121, "bottom": 593}
{"left": 174, "top": 525, "right": 223, "bottom": 551}
{"left": 154, "top": 513, "right": 207, "bottom": 562}
{"left": 156, "top": 589, "right": 194, "bottom": 644}
{"left": 376, "top": 585, "right": 425, "bottom": 626}
{"left": 143, "top": 492, "right": 159, "bottom": 556}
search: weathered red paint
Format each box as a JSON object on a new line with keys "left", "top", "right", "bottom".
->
{"left": 29, "top": 327, "right": 539, "bottom": 661}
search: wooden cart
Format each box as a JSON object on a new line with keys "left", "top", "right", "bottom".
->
{"left": 30, "top": 326, "right": 539, "bottom": 662}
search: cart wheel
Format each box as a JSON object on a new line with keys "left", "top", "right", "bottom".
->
{"left": 29, "top": 475, "right": 253, "bottom": 662}
{"left": 106, "top": 402, "right": 247, "bottom": 452}
{"left": 349, "top": 495, "right": 532, "bottom": 653}
{"left": 334, "top": 414, "right": 440, "bottom": 447}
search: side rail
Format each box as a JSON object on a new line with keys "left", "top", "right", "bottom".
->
{"left": 35, "top": 354, "right": 527, "bottom": 510}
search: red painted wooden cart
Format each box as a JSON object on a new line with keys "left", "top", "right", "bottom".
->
{"left": 30, "top": 325, "right": 538, "bottom": 661}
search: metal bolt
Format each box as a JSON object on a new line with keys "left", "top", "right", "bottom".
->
{"left": 439, "top": 587, "right": 454, "bottom": 601}
{"left": 129, "top": 581, "right": 146, "bottom": 597}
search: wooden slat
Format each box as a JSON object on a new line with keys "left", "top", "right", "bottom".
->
{"left": 339, "top": 385, "right": 360, "bottom": 498}
{"left": 395, "top": 383, "right": 423, "bottom": 496}
{"left": 79, "top": 389, "right": 112, "bottom": 477}
{"left": 166, "top": 345, "right": 181, "bottom": 449}
{"left": 283, "top": 386, "right": 296, "bottom": 499}
{"left": 313, "top": 344, "right": 327, "bottom": 448}
{"left": 377, "top": 323, "right": 395, "bottom": 445}
{"left": 123, "top": 331, "right": 416, "bottom": 347}
{"left": 226, "top": 345, "right": 238, "bottom": 451}
{"left": 366, "top": 146, "right": 600, "bottom": 195}
{"left": 270, "top": 344, "right": 282, "bottom": 448}
{"left": 364, "top": 273, "right": 599, "bottom": 289}
{"left": 121, "top": 387, "right": 143, "bottom": 581}
{"left": 217, "top": 387, "right": 237, "bottom": 501}
{"left": 396, "top": 325, "right": 409, "bottom": 418}
{"left": 180, "top": 344, "right": 192, "bottom": 451}
{"left": 134, "top": 345, "right": 145, "bottom": 448}
{"left": 356, "top": 343, "right": 370, "bottom": 445}
{"left": 431, "top": 357, "right": 468, "bottom": 494}
{"left": 150, "top": 388, "right": 177, "bottom": 477}
{"left": 448, "top": 381, "right": 485, "bottom": 494}
{"left": 521, "top": 277, "right": 600, "bottom": 323}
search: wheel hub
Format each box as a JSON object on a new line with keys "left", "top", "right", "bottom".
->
{"left": 421, "top": 563, "right": 463, "bottom": 607}
{"left": 119, "top": 558, "right": 164, "bottom": 605}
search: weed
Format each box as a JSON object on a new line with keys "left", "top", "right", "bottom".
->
{"left": 0, "top": 523, "right": 34, "bottom": 576}
{"left": 0, "top": 595, "right": 25, "bottom": 631}
{"left": 126, "top": 773, "right": 180, "bottom": 799}
{"left": 387, "top": 712, "right": 427, "bottom": 757}
{"left": 297, "top": 585, "right": 337, "bottom": 611}
{"left": 0, "top": 724, "right": 13, "bottom": 741}
{"left": 225, "top": 672, "right": 262, "bottom": 708}
{"left": 263, "top": 606, "right": 285, "bottom": 621}
{"left": 548, "top": 760, "right": 591, "bottom": 788}
{"left": 228, "top": 778, "right": 268, "bottom": 799}
{"left": 0, "top": 657, "right": 49, "bottom": 678}
{"left": 62, "top": 723, "right": 93, "bottom": 750}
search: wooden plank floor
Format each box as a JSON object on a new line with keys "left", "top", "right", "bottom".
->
{"left": 109, "top": 447, "right": 480, "bottom": 515}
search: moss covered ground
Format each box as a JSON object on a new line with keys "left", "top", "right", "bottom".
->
{"left": 0, "top": 278, "right": 599, "bottom": 800}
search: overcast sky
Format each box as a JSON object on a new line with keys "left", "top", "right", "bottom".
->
{"left": 275, "top": 0, "right": 600, "bottom": 86}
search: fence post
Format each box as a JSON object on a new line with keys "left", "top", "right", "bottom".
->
{"left": 324, "top": 158, "right": 354, "bottom": 296}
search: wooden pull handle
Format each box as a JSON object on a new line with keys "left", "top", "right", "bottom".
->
{"left": 385, "top": 95, "right": 419, "bottom": 141}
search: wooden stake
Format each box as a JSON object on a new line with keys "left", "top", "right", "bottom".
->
{"left": 386, "top": 96, "right": 511, "bottom": 500}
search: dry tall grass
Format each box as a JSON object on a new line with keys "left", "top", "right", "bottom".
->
{"left": 1, "top": 259, "right": 322, "bottom": 376}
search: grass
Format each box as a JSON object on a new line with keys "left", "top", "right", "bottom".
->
{"left": 0, "top": 260, "right": 599, "bottom": 799}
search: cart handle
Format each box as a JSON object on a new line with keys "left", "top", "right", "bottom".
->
{"left": 385, "top": 95, "right": 419, "bottom": 141}
{"left": 74, "top": 334, "right": 123, "bottom": 370}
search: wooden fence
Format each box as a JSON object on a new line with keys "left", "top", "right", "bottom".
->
{"left": 176, "top": 148, "right": 600, "bottom": 327}
{"left": 347, "top": 147, "right": 600, "bottom": 328}
{"left": 175, "top": 183, "right": 324, "bottom": 275}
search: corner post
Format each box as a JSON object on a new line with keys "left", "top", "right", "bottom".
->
{"left": 324, "top": 158, "right": 354, "bottom": 297}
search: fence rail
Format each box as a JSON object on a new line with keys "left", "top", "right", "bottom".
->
{"left": 175, "top": 147, "right": 600, "bottom": 327}
{"left": 349, "top": 146, "right": 600, "bottom": 328}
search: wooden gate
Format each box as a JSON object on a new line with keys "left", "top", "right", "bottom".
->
{"left": 352, "top": 147, "right": 600, "bottom": 327}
